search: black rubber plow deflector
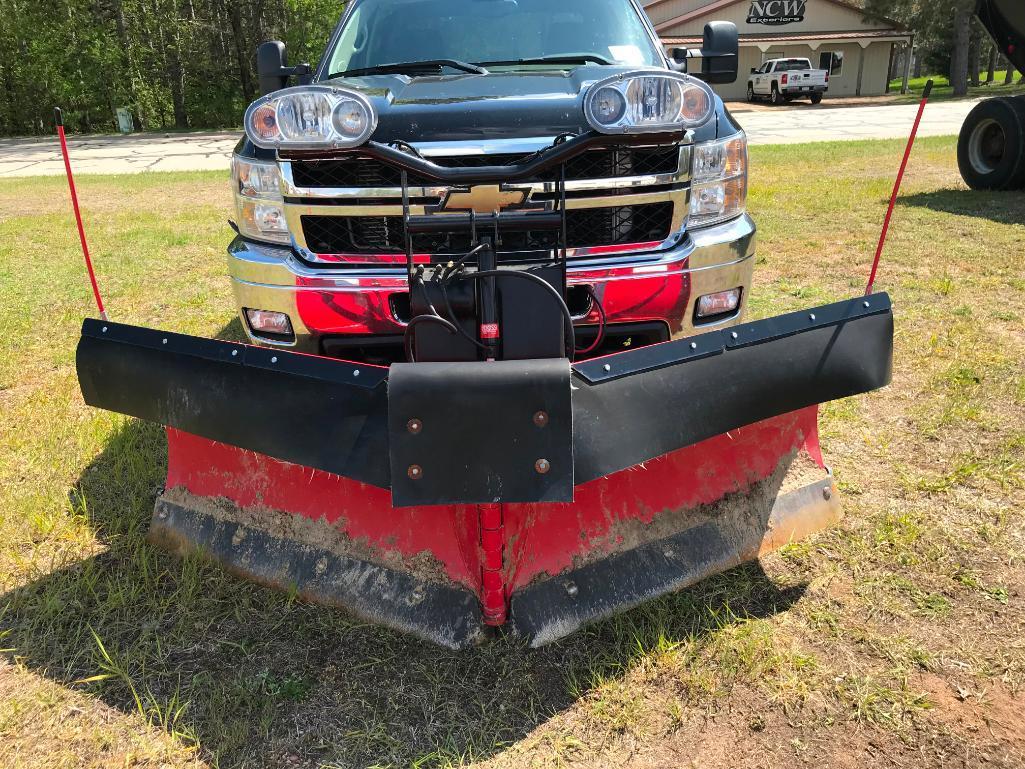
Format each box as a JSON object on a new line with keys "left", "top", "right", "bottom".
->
{"left": 76, "top": 293, "right": 893, "bottom": 505}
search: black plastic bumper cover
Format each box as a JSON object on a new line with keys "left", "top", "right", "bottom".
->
{"left": 76, "top": 293, "right": 893, "bottom": 506}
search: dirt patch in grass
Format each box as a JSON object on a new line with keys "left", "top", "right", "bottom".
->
{"left": 918, "top": 673, "right": 1025, "bottom": 752}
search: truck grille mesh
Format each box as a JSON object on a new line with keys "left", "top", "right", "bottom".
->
{"left": 290, "top": 146, "right": 681, "bottom": 188}
{"left": 301, "top": 202, "right": 674, "bottom": 256}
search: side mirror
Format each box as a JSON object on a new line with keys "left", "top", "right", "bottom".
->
{"left": 257, "top": 40, "right": 313, "bottom": 96}
{"left": 750, "top": 67, "right": 757, "bottom": 74}
{"left": 694, "top": 22, "right": 739, "bottom": 85}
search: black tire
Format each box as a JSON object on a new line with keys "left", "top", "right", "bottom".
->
{"left": 810, "top": 93, "right": 823, "bottom": 105}
{"left": 770, "top": 84, "right": 783, "bottom": 105}
{"left": 746, "top": 83, "right": 755, "bottom": 102}
{"left": 957, "top": 97, "right": 1025, "bottom": 190}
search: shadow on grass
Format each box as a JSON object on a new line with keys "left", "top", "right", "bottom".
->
{"left": 898, "top": 188, "right": 1025, "bottom": 226}
{"left": 1, "top": 319, "right": 808, "bottom": 768}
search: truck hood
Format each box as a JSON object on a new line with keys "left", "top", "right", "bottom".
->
{"left": 320, "top": 66, "right": 719, "bottom": 143}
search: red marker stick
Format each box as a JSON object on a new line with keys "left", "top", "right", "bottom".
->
{"left": 54, "top": 107, "right": 108, "bottom": 320}
{"left": 865, "top": 79, "right": 933, "bottom": 296}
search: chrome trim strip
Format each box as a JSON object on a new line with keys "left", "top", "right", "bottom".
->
{"left": 229, "top": 250, "right": 755, "bottom": 292}
{"left": 411, "top": 137, "right": 558, "bottom": 156}
{"left": 286, "top": 188, "right": 685, "bottom": 219}
{"left": 281, "top": 173, "right": 684, "bottom": 199}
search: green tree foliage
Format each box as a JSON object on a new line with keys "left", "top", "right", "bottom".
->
{"left": 863, "top": 0, "right": 1011, "bottom": 95}
{"left": 0, "top": 0, "right": 344, "bottom": 135}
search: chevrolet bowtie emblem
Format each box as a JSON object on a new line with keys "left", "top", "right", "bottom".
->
{"left": 441, "top": 184, "right": 530, "bottom": 214}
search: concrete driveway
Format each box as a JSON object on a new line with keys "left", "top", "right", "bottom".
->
{"left": 729, "top": 96, "right": 980, "bottom": 145}
{"left": 0, "top": 131, "right": 241, "bottom": 177}
{"left": 0, "top": 98, "right": 982, "bottom": 177}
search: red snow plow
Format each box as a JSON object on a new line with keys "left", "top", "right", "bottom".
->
{"left": 78, "top": 305, "right": 891, "bottom": 647}
{"left": 67, "top": 7, "right": 899, "bottom": 648}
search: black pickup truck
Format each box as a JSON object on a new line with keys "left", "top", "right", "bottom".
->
{"left": 228, "top": 0, "right": 752, "bottom": 360}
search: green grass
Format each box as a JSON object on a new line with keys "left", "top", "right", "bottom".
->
{"left": 889, "top": 71, "right": 1025, "bottom": 102}
{"left": 2, "top": 136, "right": 1025, "bottom": 767}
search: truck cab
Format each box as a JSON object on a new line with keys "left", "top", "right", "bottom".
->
{"left": 748, "top": 58, "right": 828, "bottom": 105}
{"left": 228, "top": 0, "right": 753, "bottom": 363}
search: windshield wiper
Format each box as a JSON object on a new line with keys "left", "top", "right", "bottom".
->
{"left": 474, "top": 54, "right": 614, "bottom": 68}
{"left": 329, "top": 59, "right": 488, "bottom": 78}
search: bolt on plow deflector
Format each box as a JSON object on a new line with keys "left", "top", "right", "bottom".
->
{"left": 77, "top": 294, "right": 893, "bottom": 647}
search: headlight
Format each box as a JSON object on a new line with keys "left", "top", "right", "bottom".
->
{"left": 232, "top": 156, "right": 289, "bottom": 244}
{"left": 689, "top": 133, "right": 747, "bottom": 228}
{"left": 244, "top": 86, "right": 377, "bottom": 150}
{"left": 584, "top": 72, "right": 714, "bottom": 134}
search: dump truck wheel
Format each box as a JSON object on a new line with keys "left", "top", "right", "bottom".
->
{"left": 957, "top": 97, "right": 1025, "bottom": 190}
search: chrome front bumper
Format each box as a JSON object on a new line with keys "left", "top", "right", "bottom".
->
{"left": 227, "top": 214, "right": 756, "bottom": 353}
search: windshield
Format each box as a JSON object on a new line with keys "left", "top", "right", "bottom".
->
{"left": 325, "top": 0, "right": 663, "bottom": 76}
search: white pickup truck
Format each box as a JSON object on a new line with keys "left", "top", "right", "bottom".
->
{"left": 747, "top": 58, "right": 828, "bottom": 105}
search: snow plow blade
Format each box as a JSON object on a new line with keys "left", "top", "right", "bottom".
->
{"left": 77, "top": 293, "right": 893, "bottom": 647}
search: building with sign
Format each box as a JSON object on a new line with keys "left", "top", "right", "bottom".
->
{"left": 641, "top": 0, "right": 913, "bottom": 101}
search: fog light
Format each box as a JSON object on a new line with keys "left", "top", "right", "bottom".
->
{"left": 695, "top": 288, "right": 741, "bottom": 318}
{"left": 245, "top": 308, "right": 294, "bottom": 337}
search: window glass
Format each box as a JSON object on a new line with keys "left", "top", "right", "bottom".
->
{"left": 326, "top": 0, "right": 662, "bottom": 76}
{"left": 818, "top": 51, "right": 844, "bottom": 76}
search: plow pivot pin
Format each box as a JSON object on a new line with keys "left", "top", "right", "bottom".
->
{"left": 603, "top": 364, "right": 611, "bottom": 372}
{"left": 690, "top": 342, "right": 698, "bottom": 350}
{"left": 407, "top": 419, "right": 423, "bottom": 434}
{"left": 565, "top": 581, "right": 578, "bottom": 598}
{"left": 232, "top": 350, "right": 238, "bottom": 357}
{"left": 407, "top": 464, "right": 423, "bottom": 480}
{"left": 533, "top": 411, "right": 549, "bottom": 428}
{"left": 353, "top": 369, "right": 360, "bottom": 377}
{"left": 809, "top": 314, "right": 816, "bottom": 321}
{"left": 162, "top": 338, "right": 168, "bottom": 345}
{"left": 535, "top": 458, "right": 551, "bottom": 475}
{"left": 102, "top": 327, "right": 107, "bottom": 333}
{"left": 863, "top": 301, "right": 871, "bottom": 308}
{"left": 731, "top": 331, "right": 738, "bottom": 340}
{"left": 271, "top": 356, "right": 278, "bottom": 363}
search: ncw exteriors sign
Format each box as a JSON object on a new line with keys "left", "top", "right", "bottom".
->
{"left": 746, "top": 0, "right": 807, "bottom": 25}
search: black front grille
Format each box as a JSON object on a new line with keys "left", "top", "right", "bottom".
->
{"left": 290, "top": 146, "right": 681, "bottom": 188}
{"left": 301, "top": 202, "right": 674, "bottom": 256}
